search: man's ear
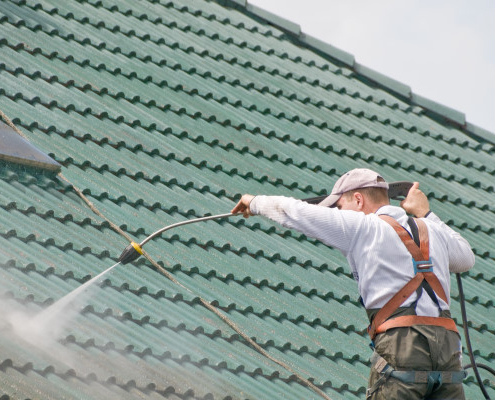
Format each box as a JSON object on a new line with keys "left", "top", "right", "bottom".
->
{"left": 354, "top": 192, "right": 365, "bottom": 210}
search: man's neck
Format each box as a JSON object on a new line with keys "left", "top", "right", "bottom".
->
{"left": 367, "top": 202, "right": 390, "bottom": 215}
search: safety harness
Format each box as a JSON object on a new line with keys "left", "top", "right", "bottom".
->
{"left": 366, "top": 216, "right": 466, "bottom": 398}
{"left": 368, "top": 215, "right": 458, "bottom": 339}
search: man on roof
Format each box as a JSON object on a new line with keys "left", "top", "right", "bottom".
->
{"left": 232, "top": 168, "right": 475, "bottom": 400}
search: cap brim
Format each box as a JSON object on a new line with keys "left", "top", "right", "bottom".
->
{"left": 317, "top": 193, "right": 341, "bottom": 208}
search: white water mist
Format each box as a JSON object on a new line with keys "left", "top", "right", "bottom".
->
{"left": 7, "top": 262, "right": 120, "bottom": 349}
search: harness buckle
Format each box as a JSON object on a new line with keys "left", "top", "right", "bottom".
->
{"left": 412, "top": 257, "right": 433, "bottom": 274}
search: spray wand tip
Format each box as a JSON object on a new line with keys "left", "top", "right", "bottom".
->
{"left": 118, "top": 242, "right": 143, "bottom": 265}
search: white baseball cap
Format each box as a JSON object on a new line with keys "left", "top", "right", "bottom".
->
{"left": 318, "top": 168, "right": 389, "bottom": 207}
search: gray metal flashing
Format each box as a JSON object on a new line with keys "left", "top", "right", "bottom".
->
{"left": 0, "top": 121, "right": 61, "bottom": 172}
{"left": 410, "top": 93, "right": 466, "bottom": 126}
{"left": 245, "top": 4, "right": 301, "bottom": 36}
{"left": 231, "top": 1, "right": 495, "bottom": 144}
{"left": 354, "top": 62, "right": 412, "bottom": 99}
{"left": 299, "top": 33, "right": 355, "bottom": 68}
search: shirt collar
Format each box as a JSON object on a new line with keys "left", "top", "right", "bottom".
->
{"left": 375, "top": 205, "right": 408, "bottom": 221}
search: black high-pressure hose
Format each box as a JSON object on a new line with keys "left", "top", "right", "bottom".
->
{"left": 456, "top": 273, "right": 493, "bottom": 399}
{"left": 117, "top": 183, "right": 494, "bottom": 398}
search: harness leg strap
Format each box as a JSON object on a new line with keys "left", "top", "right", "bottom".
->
{"left": 367, "top": 352, "right": 466, "bottom": 398}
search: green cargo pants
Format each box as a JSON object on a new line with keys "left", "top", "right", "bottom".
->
{"left": 366, "top": 324, "right": 465, "bottom": 399}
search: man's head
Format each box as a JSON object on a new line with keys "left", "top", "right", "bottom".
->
{"left": 318, "top": 168, "right": 389, "bottom": 213}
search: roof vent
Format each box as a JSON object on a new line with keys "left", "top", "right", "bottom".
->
{"left": 0, "top": 121, "right": 61, "bottom": 172}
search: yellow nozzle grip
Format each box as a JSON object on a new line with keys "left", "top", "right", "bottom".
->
{"left": 131, "top": 241, "right": 143, "bottom": 255}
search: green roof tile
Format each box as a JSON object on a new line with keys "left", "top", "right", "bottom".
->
{"left": 0, "top": 1, "right": 494, "bottom": 399}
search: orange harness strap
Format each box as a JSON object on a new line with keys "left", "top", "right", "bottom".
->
{"left": 375, "top": 315, "right": 458, "bottom": 335}
{"left": 367, "top": 216, "right": 456, "bottom": 340}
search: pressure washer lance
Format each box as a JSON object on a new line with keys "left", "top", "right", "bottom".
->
{"left": 118, "top": 212, "right": 237, "bottom": 265}
{"left": 118, "top": 181, "right": 413, "bottom": 265}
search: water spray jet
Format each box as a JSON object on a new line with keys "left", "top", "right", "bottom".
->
{"left": 5, "top": 181, "right": 491, "bottom": 398}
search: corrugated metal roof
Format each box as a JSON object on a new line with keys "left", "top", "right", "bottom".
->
{"left": 0, "top": 0, "right": 494, "bottom": 399}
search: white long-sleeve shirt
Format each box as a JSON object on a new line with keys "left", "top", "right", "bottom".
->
{"left": 250, "top": 196, "right": 475, "bottom": 317}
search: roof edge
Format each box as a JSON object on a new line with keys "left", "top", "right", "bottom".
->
{"left": 354, "top": 62, "right": 412, "bottom": 99}
{"left": 245, "top": 3, "right": 301, "bottom": 36}
{"left": 299, "top": 33, "right": 355, "bottom": 68}
{"left": 220, "top": 0, "right": 495, "bottom": 145}
{"left": 465, "top": 122, "right": 495, "bottom": 145}
{"left": 410, "top": 94, "right": 466, "bottom": 126}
